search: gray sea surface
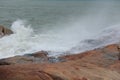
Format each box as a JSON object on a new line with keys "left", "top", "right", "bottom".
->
{"left": 0, "top": 0, "right": 120, "bottom": 58}
{"left": 0, "top": 0, "right": 120, "bottom": 32}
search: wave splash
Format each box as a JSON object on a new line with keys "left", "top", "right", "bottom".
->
{"left": 0, "top": 19, "right": 82, "bottom": 58}
{"left": 0, "top": 19, "right": 120, "bottom": 58}
{"left": 70, "top": 24, "right": 120, "bottom": 53}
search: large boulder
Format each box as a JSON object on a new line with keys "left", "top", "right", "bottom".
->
{"left": 0, "top": 25, "right": 13, "bottom": 37}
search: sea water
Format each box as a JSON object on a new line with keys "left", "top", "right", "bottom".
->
{"left": 0, "top": 0, "right": 120, "bottom": 58}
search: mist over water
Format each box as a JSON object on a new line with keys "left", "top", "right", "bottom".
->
{"left": 0, "top": 0, "right": 120, "bottom": 58}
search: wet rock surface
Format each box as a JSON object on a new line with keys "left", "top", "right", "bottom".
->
{"left": 0, "top": 25, "right": 13, "bottom": 37}
{"left": 0, "top": 44, "right": 120, "bottom": 80}
{"left": 0, "top": 51, "right": 65, "bottom": 65}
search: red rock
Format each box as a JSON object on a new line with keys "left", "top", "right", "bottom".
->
{"left": 61, "top": 44, "right": 119, "bottom": 67}
{"left": 0, "top": 44, "right": 120, "bottom": 80}
{"left": 0, "top": 51, "right": 64, "bottom": 65}
{"left": 109, "top": 61, "right": 120, "bottom": 73}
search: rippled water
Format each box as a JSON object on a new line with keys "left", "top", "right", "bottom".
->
{"left": 0, "top": 0, "right": 120, "bottom": 58}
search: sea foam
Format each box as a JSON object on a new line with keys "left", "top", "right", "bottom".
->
{"left": 0, "top": 19, "right": 120, "bottom": 58}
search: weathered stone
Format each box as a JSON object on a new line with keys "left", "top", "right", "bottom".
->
{"left": 0, "top": 51, "right": 65, "bottom": 65}
{"left": 29, "top": 51, "right": 48, "bottom": 58}
{"left": 0, "top": 25, "right": 13, "bottom": 37}
{"left": 60, "top": 44, "right": 119, "bottom": 68}
{"left": 0, "top": 44, "right": 120, "bottom": 80}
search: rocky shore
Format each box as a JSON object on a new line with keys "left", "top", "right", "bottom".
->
{"left": 0, "top": 44, "right": 119, "bottom": 80}
{"left": 0, "top": 26, "right": 120, "bottom": 80}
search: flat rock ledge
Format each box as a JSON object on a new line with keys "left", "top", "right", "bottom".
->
{"left": 0, "top": 44, "right": 120, "bottom": 80}
{"left": 0, "top": 51, "right": 65, "bottom": 65}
